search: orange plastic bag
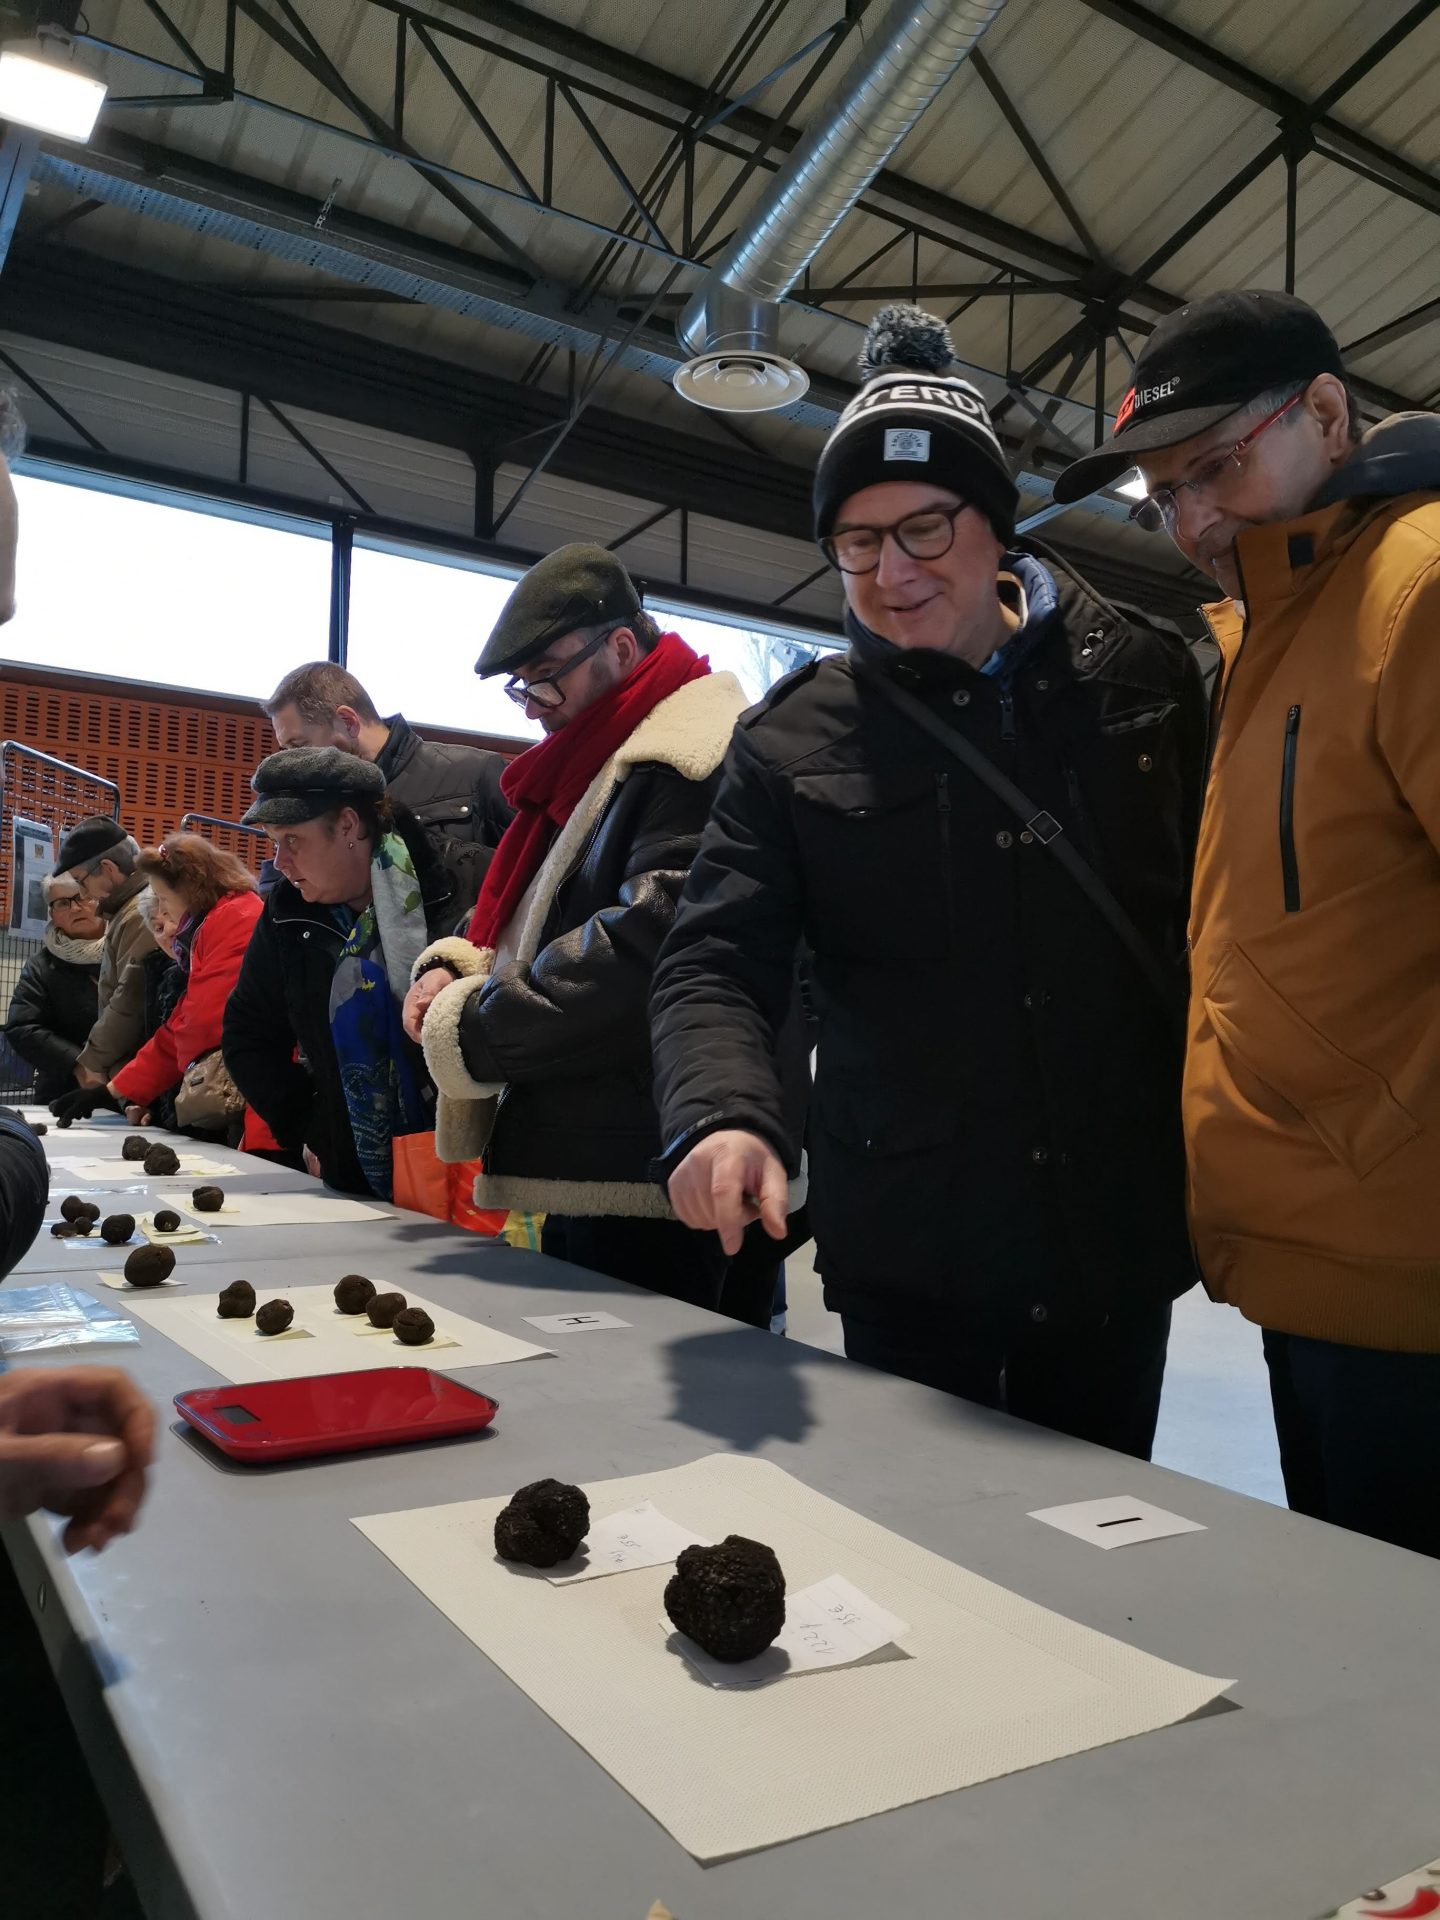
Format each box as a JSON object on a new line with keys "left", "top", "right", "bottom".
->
{"left": 391, "top": 1132, "right": 508, "bottom": 1237}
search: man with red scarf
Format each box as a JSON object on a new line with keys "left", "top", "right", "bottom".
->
{"left": 401, "top": 544, "right": 749, "bottom": 1308}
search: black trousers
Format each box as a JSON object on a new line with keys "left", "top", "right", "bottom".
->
{"left": 1263, "top": 1328, "right": 1440, "bottom": 1559}
{"left": 842, "top": 1299, "right": 1173, "bottom": 1460}
{"left": 542, "top": 1214, "right": 729, "bottom": 1312}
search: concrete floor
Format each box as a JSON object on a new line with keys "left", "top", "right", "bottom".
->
{"left": 782, "top": 1248, "right": 1285, "bottom": 1508}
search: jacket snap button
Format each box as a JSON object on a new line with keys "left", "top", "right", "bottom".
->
{"left": 1022, "top": 992, "right": 1033, "bottom": 1009}
{"left": 1029, "top": 1303, "right": 1049, "bottom": 1324}
{"left": 1019, "top": 830, "right": 1034, "bottom": 845}
{"left": 1035, "top": 678, "right": 1049, "bottom": 691}
{"left": 1031, "top": 1147, "right": 1048, "bottom": 1164}
{"left": 1137, "top": 752, "right": 1154, "bottom": 772}
{"left": 995, "top": 830, "right": 1013, "bottom": 849}
{"left": 952, "top": 689, "right": 971, "bottom": 707}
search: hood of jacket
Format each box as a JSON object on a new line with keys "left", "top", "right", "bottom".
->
{"left": 42, "top": 923, "right": 104, "bottom": 967}
{"left": 1312, "top": 411, "right": 1440, "bottom": 510}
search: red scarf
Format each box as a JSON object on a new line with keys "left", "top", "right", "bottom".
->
{"left": 466, "top": 632, "right": 710, "bottom": 947}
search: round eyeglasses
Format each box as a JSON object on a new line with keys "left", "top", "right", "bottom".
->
{"left": 821, "top": 501, "right": 972, "bottom": 574}
{"left": 502, "top": 626, "right": 619, "bottom": 711}
{"left": 1127, "top": 392, "right": 1304, "bottom": 533}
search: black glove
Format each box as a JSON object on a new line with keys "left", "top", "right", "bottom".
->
{"left": 49, "top": 1086, "right": 121, "bottom": 1125}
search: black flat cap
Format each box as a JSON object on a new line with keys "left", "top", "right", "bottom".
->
{"left": 242, "top": 746, "right": 386, "bottom": 828}
{"left": 475, "top": 543, "right": 643, "bottom": 678}
{"left": 54, "top": 815, "right": 126, "bottom": 876}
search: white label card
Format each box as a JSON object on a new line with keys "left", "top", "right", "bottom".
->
{"left": 548, "top": 1501, "right": 709, "bottom": 1585}
{"left": 1028, "top": 1495, "right": 1207, "bottom": 1550}
{"left": 673, "top": 1574, "right": 911, "bottom": 1688}
{"left": 523, "top": 1310, "right": 631, "bottom": 1334}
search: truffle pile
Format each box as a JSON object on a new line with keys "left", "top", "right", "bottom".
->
{"left": 365, "top": 1290, "right": 407, "bottom": 1329}
{"left": 494, "top": 1480, "right": 591, "bottom": 1569}
{"left": 393, "top": 1307, "right": 435, "bottom": 1347}
{"left": 100, "top": 1213, "right": 136, "bottom": 1246}
{"left": 143, "top": 1144, "right": 180, "bottom": 1177}
{"left": 664, "top": 1536, "right": 786, "bottom": 1663}
{"left": 216, "top": 1280, "right": 255, "bottom": 1319}
{"left": 124, "top": 1245, "right": 176, "bottom": 1289}
{"left": 55, "top": 1197, "right": 100, "bottom": 1238}
{"left": 191, "top": 1185, "right": 225, "bottom": 1213}
{"left": 333, "top": 1274, "right": 375, "bottom": 1315}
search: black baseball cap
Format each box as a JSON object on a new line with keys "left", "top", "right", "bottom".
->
{"left": 1051, "top": 290, "right": 1346, "bottom": 505}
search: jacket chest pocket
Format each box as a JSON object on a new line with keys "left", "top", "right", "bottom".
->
{"left": 412, "top": 798, "right": 474, "bottom": 832}
{"left": 792, "top": 768, "right": 952, "bottom": 959}
{"left": 1078, "top": 699, "right": 1185, "bottom": 870}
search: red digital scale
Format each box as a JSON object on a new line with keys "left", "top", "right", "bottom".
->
{"left": 174, "top": 1367, "right": 499, "bottom": 1463}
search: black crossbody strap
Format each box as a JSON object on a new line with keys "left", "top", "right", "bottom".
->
{"left": 863, "top": 668, "right": 1186, "bottom": 1030}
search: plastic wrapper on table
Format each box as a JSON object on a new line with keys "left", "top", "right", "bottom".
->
{"left": 0, "top": 1283, "right": 141, "bottom": 1354}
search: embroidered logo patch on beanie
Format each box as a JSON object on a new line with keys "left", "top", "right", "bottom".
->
{"left": 884, "top": 426, "right": 930, "bottom": 462}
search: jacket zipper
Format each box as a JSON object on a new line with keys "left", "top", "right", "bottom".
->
{"left": 935, "top": 772, "right": 958, "bottom": 945}
{"left": 1279, "top": 703, "right": 1302, "bottom": 913}
{"left": 998, "top": 687, "right": 1016, "bottom": 745}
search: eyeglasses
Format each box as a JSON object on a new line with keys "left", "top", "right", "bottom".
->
{"left": 1129, "top": 392, "right": 1305, "bottom": 533}
{"left": 822, "top": 501, "right": 971, "bottom": 574}
{"left": 503, "top": 625, "right": 620, "bottom": 710}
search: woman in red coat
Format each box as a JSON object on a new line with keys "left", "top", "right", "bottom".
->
{"left": 109, "top": 834, "right": 273, "bottom": 1146}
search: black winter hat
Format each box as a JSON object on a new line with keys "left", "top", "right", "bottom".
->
{"left": 813, "top": 306, "right": 1018, "bottom": 545}
{"left": 242, "top": 746, "right": 385, "bottom": 828}
{"left": 53, "top": 815, "right": 126, "bottom": 876}
{"left": 1052, "top": 289, "right": 1347, "bottom": 503}
{"left": 475, "top": 543, "right": 644, "bottom": 678}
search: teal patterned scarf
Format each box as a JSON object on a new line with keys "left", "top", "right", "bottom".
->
{"left": 327, "top": 833, "right": 434, "bottom": 1199}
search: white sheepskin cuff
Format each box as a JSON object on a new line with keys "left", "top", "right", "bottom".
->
{"left": 412, "top": 937, "right": 492, "bottom": 984}
{"left": 420, "top": 971, "right": 505, "bottom": 1100}
{"left": 435, "top": 1090, "right": 497, "bottom": 1165}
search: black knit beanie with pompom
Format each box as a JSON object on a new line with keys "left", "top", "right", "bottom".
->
{"left": 812, "top": 304, "right": 1018, "bottom": 545}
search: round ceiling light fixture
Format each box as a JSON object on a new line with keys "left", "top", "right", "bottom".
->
{"left": 672, "top": 348, "right": 810, "bottom": 413}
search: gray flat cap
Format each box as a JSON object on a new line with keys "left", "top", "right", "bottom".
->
{"left": 242, "top": 746, "right": 386, "bottom": 828}
{"left": 475, "top": 542, "right": 643, "bottom": 678}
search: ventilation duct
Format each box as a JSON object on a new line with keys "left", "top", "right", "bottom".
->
{"left": 676, "top": 0, "right": 1008, "bottom": 411}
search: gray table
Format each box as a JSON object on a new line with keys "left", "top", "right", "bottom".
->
{"left": 9, "top": 1133, "right": 1440, "bottom": 1920}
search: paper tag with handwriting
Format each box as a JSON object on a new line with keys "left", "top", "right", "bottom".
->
{"left": 673, "top": 1574, "right": 911, "bottom": 1687}
{"left": 548, "top": 1501, "right": 709, "bottom": 1585}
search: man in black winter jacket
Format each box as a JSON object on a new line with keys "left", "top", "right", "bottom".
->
{"left": 651, "top": 307, "right": 1207, "bottom": 1459}
{"left": 264, "top": 662, "right": 512, "bottom": 919}
{"left": 223, "top": 750, "right": 458, "bottom": 1194}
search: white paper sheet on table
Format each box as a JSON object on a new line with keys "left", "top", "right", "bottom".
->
{"left": 547, "top": 1501, "right": 708, "bottom": 1585}
{"left": 122, "top": 1282, "right": 551, "bottom": 1382}
{"left": 159, "top": 1192, "right": 389, "bottom": 1228}
{"left": 523, "top": 1310, "right": 632, "bottom": 1334}
{"left": 1029, "top": 1495, "right": 1207, "bottom": 1550}
{"left": 51, "top": 1154, "right": 239, "bottom": 1181}
{"left": 136, "top": 1214, "right": 215, "bottom": 1247}
{"left": 97, "top": 1268, "right": 186, "bottom": 1292}
{"left": 352, "top": 1454, "right": 1234, "bottom": 1862}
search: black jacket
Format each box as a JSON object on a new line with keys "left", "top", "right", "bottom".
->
{"left": 421, "top": 673, "right": 749, "bottom": 1217}
{"left": 223, "top": 812, "right": 455, "bottom": 1194}
{"left": 376, "top": 713, "right": 511, "bottom": 922}
{"left": 651, "top": 552, "right": 1207, "bottom": 1331}
{"left": 4, "top": 934, "right": 101, "bottom": 1101}
{"left": 0, "top": 1110, "right": 45, "bottom": 1282}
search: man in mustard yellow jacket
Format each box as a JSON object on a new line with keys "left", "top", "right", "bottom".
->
{"left": 1056, "top": 290, "right": 1440, "bottom": 1557}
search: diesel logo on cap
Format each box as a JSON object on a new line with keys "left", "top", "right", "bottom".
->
{"left": 1117, "top": 376, "right": 1181, "bottom": 432}
{"left": 884, "top": 427, "right": 930, "bottom": 462}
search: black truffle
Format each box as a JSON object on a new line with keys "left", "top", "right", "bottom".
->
{"left": 124, "top": 1245, "right": 176, "bottom": 1289}
{"left": 191, "top": 1185, "right": 225, "bottom": 1213}
{"left": 256, "top": 1299, "right": 294, "bottom": 1336}
{"left": 29, "top": 1121, "right": 46, "bottom": 1136}
{"left": 71, "top": 1216, "right": 95, "bottom": 1236}
{"left": 121, "top": 1135, "right": 151, "bottom": 1162}
{"left": 216, "top": 1281, "right": 255, "bottom": 1319}
{"left": 494, "top": 1480, "right": 590, "bottom": 1569}
{"left": 366, "top": 1290, "right": 407, "bottom": 1329}
{"left": 393, "top": 1307, "right": 435, "bottom": 1347}
{"left": 59, "top": 1195, "right": 87, "bottom": 1223}
{"left": 143, "top": 1145, "right": 181, "bottom": 1177}
{"left": 100, "top": 1213, "right": 136, "bottom": 1245}
{"left": 153, "top": 1210, "right": 182, "bottom": 1234}
{"left": 78, "top": 1203, "right": 101, "bottom": 1221}
{"left": 664, "top": 1536, "right": 786, "bottom": 1664}
{"left": 333, "top": 1274, "right": 376, "bottom": 1315}
{"left": 50, "top": 1221, "right": 76, "bottom": 1238}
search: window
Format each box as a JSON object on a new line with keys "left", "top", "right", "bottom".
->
{"left": 4, "top": 469, "right": 332, "bottom": 698}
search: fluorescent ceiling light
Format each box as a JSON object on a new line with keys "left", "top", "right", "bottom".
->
{"left": 1113, "top": 469, "right": 1150, "bottom": 500}
{"left": 0, "top": 36, "right": 107, "bottom": 142}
